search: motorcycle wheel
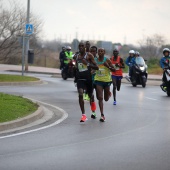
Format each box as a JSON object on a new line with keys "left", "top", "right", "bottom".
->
{"left": 142, "top": 82, "right": 146, "bottom": 88}
{"left": 132, "top": 83, "right": 136, "bottom": 87}
{"left": 61, "top": 71, "right": 67, "bottom": 80}
{"left": 167, "top": 91, "right": 170, "bottom": 96}
{"left": 141, "top": 76, "right": 146, "bottom": 88}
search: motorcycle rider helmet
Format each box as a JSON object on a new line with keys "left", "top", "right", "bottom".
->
{"left": 129, "top": 50, "right": 135, "bottom": 54}
{"left": 135, "top": 51, "right": 140, "bottom": 56}
{"left": 66, "top": 46, "right": 72, "bottom": 50}
{"left": 62, "top": 46, "right": 66, "bottom": 50}
{"left": 163, "top": 48, "right": 170, "bottom": 53}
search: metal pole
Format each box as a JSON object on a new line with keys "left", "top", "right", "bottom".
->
{"left": 25, "top": 0, "right": 30, "bottom": 71}
{"left": 22, "top": 36, "right": 25, "bottom": 76}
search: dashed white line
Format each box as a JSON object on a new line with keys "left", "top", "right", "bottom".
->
{"left": 145, "top": 97, "right": 157, "bottom": 101}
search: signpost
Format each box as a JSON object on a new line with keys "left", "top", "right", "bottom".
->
{"left": 25, "top": 24, "right": 34, "bottom": 35}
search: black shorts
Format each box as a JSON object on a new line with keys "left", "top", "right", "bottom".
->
{"left": 77, "top": 79, "right": 93, "bottom": 94}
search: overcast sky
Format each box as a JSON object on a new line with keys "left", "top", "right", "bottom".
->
{"left": 2, "top": 0, "right": 170, "bottom": 45}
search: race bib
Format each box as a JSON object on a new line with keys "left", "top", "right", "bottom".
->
{"left": 96, "top": 68, "right": 105, "bottom": 76}
{"left": 78, "top": 63, "right": 88, "bottom": 72}
{"left": 112, "top": 64, "right": 120, "bottom": 70}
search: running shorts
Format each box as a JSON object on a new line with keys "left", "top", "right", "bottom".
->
{"left": 94, "top": 80, "right": 112, "bottom": 88}
{"left": 111, "top": 75, "right": 123, "bottom": 80}
{"left": 77, "top": 79, "right": 93, "bottom": 94}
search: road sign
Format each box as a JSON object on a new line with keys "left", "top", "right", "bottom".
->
{"left": 25, "top": 24, "right": 34, "bottom": 35}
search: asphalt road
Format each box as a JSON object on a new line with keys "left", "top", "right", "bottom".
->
{"left": 0, "top": 73, "right": 170, "bottom": 170}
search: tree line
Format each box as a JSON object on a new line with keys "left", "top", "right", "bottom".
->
{"left": 0, "top": 0, "right": 170, "bottom": 68}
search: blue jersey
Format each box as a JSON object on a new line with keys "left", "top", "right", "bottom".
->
{"left": 125, "top": 56, "right": 135, "bottom": 67}
{"left": 160, "top": 56, "right": 170, "bottom": 69}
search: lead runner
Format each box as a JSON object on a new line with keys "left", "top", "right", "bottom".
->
{"left": 75, "top": 42, "right": 99, "bottom": 122}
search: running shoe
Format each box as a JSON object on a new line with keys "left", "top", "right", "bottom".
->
{"left": 99, "top": 115, "right": 105, "bottom": 122}
{"left": 83, "top": 93, "right": 86, "bottom": 100}
{"left": 80, "top": 114, "right": 88, "bottom": 122}
{"left": 91, "top": 112, "right": 97, "bottom": 119}
{"left": 113, "top": 101, "right": 116, "bottom": 105}
{"left": 85, "top": 94, "right": 90, "bottom": 101}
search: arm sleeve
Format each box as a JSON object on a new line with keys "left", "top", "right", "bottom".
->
{"left": 125, "top": 57, "right": 130, "bottom": 66}
{"left": 160, "top": 58, "right": 165, "bottom": 69}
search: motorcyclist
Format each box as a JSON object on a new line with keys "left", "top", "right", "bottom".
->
{"left": 160, "top": 48, "right": 170, "bottom": 92}
{"left": 135, "top": 51, "right": 140, "bottom": 57}
{"left": 59, "top": 46, "right": 66, "bottom": 70}
{"left": 63, "top": 46, "right": 73, "bottom": 73}
{"left": 125, "top": 50, "right": 135, "bottom": 81}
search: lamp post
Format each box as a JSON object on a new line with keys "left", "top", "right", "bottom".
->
{"left": 25, "top": 0, "right": 30, "bottom": 71}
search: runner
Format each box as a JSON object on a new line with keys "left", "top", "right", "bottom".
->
{"left": 83, "top": 41, "right": 91, "bottom": 101}
{"left": 75, "top": 42, "right": 99, "bottom": 122}
{"left": 94, "top": 48, "right": 115, "bottom": 122}
{"left": 110, "top": 49, "right": 125, "bottom": 105}
{"left": 85, "top": 41, "right": 91, "bottom": 52}
{"left": 89, "top": 46, "right": 98, "bottom": 119}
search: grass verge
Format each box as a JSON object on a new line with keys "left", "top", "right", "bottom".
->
{"left": 0, "top": 93, "right": 38, "bottom": 123}
{"left": 0, "top": 74, "right": 39, "bottom": 82}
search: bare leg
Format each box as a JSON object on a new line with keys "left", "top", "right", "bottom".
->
{"left": 78, "top": 88, "right": 85, "bottom": 114}
{"left": 104, "top": 86, "right": 111, "bottom": 101}
{"left": 116, "top": 79, "right": 121, "bottom": 91}
{"left": 112, "top": 78, "right": 117, "bottom": 101}
{"left": 96, "top": 85, "right": 104, "bottom": 115}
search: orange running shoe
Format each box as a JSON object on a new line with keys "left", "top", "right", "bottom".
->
{"left": 80, "top": 114, "right": 88, "bottom": 122}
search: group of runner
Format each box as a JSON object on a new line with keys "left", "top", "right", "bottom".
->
{"left": 74, "top": 41, "right": 125, "bottom": 122}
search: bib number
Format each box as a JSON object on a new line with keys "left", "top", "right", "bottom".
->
{"left": 112, "top": 64, "right": 120, "bottom": 70}
{"left": 78, "top": 63, "right": 87, "bottom": 72}
{"left": 96, "top": 68, "right": 105, "bottom": 76}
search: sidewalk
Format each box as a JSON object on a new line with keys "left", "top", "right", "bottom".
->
{"left": 0, "top": 64, "right": 162, "bottom": 80}
{"left": 0, "top": 64, "right": 61, "bottom": 75}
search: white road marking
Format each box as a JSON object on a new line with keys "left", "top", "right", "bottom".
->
{"left": 145, "top": 97, "right": 157, "bottom": 101}
{"left": 0, "top": 98, "right": 68, "bottom": 139}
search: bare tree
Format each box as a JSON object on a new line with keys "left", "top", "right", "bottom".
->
{"left": 138, "top": 34, "right": 165, "bottom": 59}
{"left": 0, "top": 0, "right": 43, "bottom": 64}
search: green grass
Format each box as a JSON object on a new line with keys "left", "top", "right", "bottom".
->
{"left": 123, "top": 58, "right": 163, "bottom": 75}
{"left": 0, "top": 93, "right": 38, "bottom": 123}
{"left": 0, "top": 74, "right": 39, "bottom": 82}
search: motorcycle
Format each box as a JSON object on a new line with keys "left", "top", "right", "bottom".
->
{"left": 130, "top": 56, "right": 148, "bottom": 88}
{"left": 61, "top": 59, "right": 76, "bottom": 80}
{"left": 160, "top": 59, "right": 170, "bottom": 96}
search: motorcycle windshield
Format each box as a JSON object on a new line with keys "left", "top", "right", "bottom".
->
{"left": 135, "top": 57, "right": 145, "bottom": 66}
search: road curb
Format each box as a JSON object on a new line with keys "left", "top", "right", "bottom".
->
{"left": 0, "top": 80, "right": 44, "bottom": 86}
{"left": 7, "top": 70, "right": 59, "bottom": 75}
{"left": 0, "top": 106, "right": 44, "bottom": 132}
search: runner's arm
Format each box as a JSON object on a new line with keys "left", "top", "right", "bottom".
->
{"left": 82, "top": 53, "right": 99, "bottom": 70}
{"left": 104, "top": 59, "right": 115, "bottom": 72}
{"left": 117, "top": 58, "right": 125, "bottom": 68}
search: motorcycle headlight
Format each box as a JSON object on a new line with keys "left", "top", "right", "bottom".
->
{"left": 72, "top": 61, "right": 75, "bottom": 65}
{"left": 140, "top": 66, "right": 145, "bottom": 71}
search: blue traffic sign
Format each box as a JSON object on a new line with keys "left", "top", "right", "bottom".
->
{"left": 25, "top": 24, "right": 34, "bottom": 34}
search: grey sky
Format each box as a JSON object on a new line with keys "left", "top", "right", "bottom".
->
{"left": 2, "top": 0, "right": 170, "bottom": 45}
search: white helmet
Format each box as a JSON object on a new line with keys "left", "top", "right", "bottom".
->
{"left": 135, "top": 51, "right": 140, "bottom": 55}
{"left": 129, "top": 50, "right": 135, "bottom": 54}
{"left": 66, "top": 46, "right": 71, "bottom": 50}
{"left": 163, "top": 48, "right": 170, "bottom": 53}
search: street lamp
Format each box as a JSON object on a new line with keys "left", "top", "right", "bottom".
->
{"left": 25, "top": 0, "right": 30, "bottom": 71}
